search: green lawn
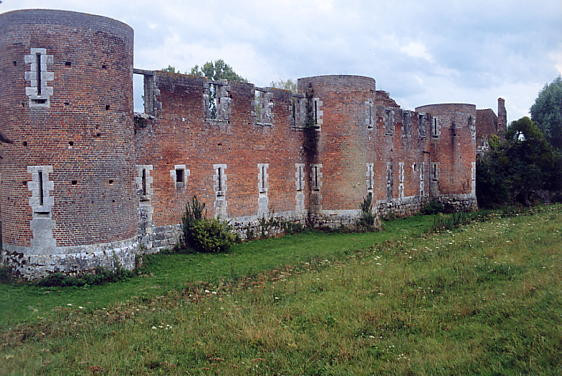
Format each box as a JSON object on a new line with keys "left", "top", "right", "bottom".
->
{"left": 1, "top": 206, "right": 560, "bottom": 375}
{"left": 0, "top": 214, "right": 432, "bottom": 329}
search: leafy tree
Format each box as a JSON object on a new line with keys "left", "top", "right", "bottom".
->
{"left": 189, "top": 59, "right": 247, "bottom": 82}
{"left": 530, "top": 76, "right": 562, "bottom": 150}
{"left": 477, "top": 117, "right": 562, "bottom": 207}
{"left": 161, "top": 65, "right": 179, "bottom": 73}
{"left": 270, "top": 79, "right": 297, "bottom": 93}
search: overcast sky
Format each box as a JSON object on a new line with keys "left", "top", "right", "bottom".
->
{"left": 2, "top": 0, "right": 561, "bottom": 120}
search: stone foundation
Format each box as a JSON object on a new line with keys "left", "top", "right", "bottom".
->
{"left": 1, "top": 237, "right": 139, "bottom": 280}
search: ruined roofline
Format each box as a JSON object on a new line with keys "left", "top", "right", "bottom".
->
{"left": 416, "top": 102, "right": 476, "bottom": 108}
{"left": 134, "top": 67, "right": 305, "bottom": 97}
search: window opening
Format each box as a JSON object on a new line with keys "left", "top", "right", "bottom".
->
{"left": 217, "top": 167, "right": 223, "bottom": 195}
{"left": 313, "top": 166, "right": 319, "bottom": 191}
{"left": 38, "top": 170, "right": 44, "bottom": 206}
{"left": 314, "top": 100, "right": 318, "bottom": 125}
{"left": 208, "top": 83, "right": 218, "bottom": 119}
{"left": 141, "top": 169, "right": 147, "bottom": 196}
{"left": 368, "top": 164, "right": 373, "bottom": 191}
{"left": 260, "top": 165, "right": 266, "bottom": 193}
{"left": 432, "top": 117, "right": 439, "bottom": 137}
{"left": 176, "top": 168, "right": 184, "bottom": 183}
{"left": 291, "top": 101, "right": 296, "bottom": 124}
{"left": 432, "top": 163, "right": 438, "bottom": 181}
{"left": 36, "top": 53, "right": 42, "bottom": 96}
{"left": 297, "top": 165, "right": 304, "bottom": 191}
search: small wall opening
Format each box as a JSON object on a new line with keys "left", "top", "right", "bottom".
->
{"left": 217, "top": 167, "right": 224, "bottom": 196}
{"left": 141, "top": 169, "right": 147, "bottom": 196}
{"left": 38, "top": 170, "right": 44, "bottom": 206}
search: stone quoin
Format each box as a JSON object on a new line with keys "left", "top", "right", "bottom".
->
{"left": 0, "top": 9, "right": 505, "bottom": 279}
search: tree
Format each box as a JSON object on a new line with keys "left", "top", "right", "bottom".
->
{"left": 530, "top": 76, "right": 562, "bottom": 150}
{"left": 476, "top": 117, "right": 562, "bottom": 207}
{"left": 189, "top": 59, "right": 247, "bottom": 82}
{"left": 270, "top": 79, "right": 297, "bottom": 93}
{"left": 161, "top": 65, "right": 179, "bottom": 73}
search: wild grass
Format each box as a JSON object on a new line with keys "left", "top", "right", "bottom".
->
{"left": 0, "top": 214, "right": 433, "bottom": 328}
{"left": 0, "top": 205, "right": 560, "bottom": 375}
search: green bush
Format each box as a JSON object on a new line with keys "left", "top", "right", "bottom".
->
{"left": 180, "top": 196, "right": 237, "bottom": 253}
{"left": 181, "top": 196, "right": 206, "bottom": 249}
{"left": 190, "top": 218, "right": 237, "bottom": 253}
{"left": 35, "top": 265, "right": 134, "bottom": 287}
{"left": 357, "top": 193, "right": 376, "bottom": 231}
{"left": 0, "top": 266, "right": 14, "bottom": 283}
{"left": 421, "top": 199, "right": 445, "bottom": 215}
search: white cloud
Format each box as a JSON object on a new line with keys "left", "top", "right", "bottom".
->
{"left": 400, "top": 42, "right": 434, "bottom": 63}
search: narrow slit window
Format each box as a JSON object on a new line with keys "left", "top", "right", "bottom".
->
{"left": 141, "top": 169, "right": 147, "bottom": 196}
{"left": 38, "top": 170, "right": 44, "bottom": 206}
{"left": 297, "top": 165, "right": 303, "bottom": 191}
{"left": 36, "top": 53, "right": 42, "bottom": 96}
{"left": 291, "top": 101, "right": 296, "bottom": 124}
{"left": 432, "top": 117, "right": 439, "bottom": 137}
{"left": 368, "top": 165, "right": 373, "bottom": 191}
{"left": 313, "top": 166, "right": 319, "bottom": 191}
{"left": 314, "top": 100, "right": 318, "bottom": 125}
{"left": 217, "top": 167, "right": 223, "bottom": 195}
{"left": 260, "top": 165, "right": 266, "bottom": 193}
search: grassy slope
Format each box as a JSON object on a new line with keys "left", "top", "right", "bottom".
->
{"left": 0, "top": 214, "right": 432, "bottom": 328}
{"left": 1, "top": 205, "right": 560, "bottom": 375}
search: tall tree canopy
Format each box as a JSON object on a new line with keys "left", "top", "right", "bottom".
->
{"left": 477, "top": 117, "right": 562, "bottom": 207}
{"left": 530, "top": 76, "right": 562, "bottom": 150}
{"left": 270, "top": 79, "right": 298, "bottom": 93}
{"left": 189, "top": 59, "right": 247, "bottom": 82}
{"left": 161, "top": 60, "right": 246, "bottom": 83}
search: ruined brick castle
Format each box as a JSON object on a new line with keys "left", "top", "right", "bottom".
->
{"left": 0, "top": 10, "right": 507, "bottom": 279}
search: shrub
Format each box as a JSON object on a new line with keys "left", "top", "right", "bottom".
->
{"left": 421, "top": 199, "right": 445, "bottom": 215}
{"left": 190, "top": 218, "right": 237, "bottom": 253}
{"left": 35, "top": 265, "right": 134, "bottom": 287}
{"left": 180, "top": 196, "right": 237, "bottom": 253}
{"left": 180, "top": 196, "right": 206, "bottom": 249}
{"left": 281, "top": 221, "right": 306, "bottom": 235}
{"left": 0, "top": 266, "right": 14, "bottom": 283}
{"left": 357, "top": 193, "right": 376, "bottom": 231}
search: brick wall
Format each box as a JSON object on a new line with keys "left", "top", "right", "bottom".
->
{"left": 415, "top": 103, "right": 477, "bottom": 209}
{"left": 0, "top": 9, "right": 487, "bottom": 278}
{"left": 134, "top": 72, "right": 307, "bottom": 244}
{"left": 0, "top": 10, "right": 137, "bottom": 254}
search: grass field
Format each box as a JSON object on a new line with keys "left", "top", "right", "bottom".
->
{"left": 1, "top": 205, "right": 560, "bottom": 375}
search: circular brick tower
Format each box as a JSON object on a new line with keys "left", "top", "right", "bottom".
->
{"left": 415, "top": 103, "right": 477, "bottom": 210}
{"left": 297, "top": 75, "right": 377, "bottom": 227}
{"left": 0, "top": 9, "right": 138, "bottom": 278}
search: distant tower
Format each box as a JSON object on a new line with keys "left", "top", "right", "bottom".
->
{"left": 297, "top": 75, "right": 377, "bottom": 224}
{"left": 497, "top": 97, "right": 507, "bottom": 134}
{"left": 415, "top": 103, "right": 477, "bottom": 210}
{"left": 0, "top": 10, "right": 138, "bottom": 278}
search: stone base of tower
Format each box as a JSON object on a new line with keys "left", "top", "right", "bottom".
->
{"left": 1, "top": 237, "right": 139, "bottom": 280}
{"left": 434, "top": 194, "right": 478, "bottom": 212}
